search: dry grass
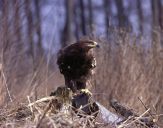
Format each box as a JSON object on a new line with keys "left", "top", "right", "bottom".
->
{"left": 0, "top": 30, "right": 163, "bottom": 127}
{"left": 92, "top": 30, "right": 163, "bottom": 126}
{"left": 0, "top": 96, "right": 112, "bottom": 128}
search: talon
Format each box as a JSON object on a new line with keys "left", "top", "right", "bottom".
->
{"left": 80, "top": 89, "right": 92, "bottom": 95}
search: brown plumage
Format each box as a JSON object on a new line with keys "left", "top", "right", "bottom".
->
{"left": 57, "top": 40, "right": 99, "bottom": 92}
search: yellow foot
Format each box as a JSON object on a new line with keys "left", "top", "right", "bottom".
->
{"left": 80, "top": 89, "right": 92, "bottom": 96}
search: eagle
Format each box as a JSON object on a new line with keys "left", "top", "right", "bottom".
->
{"left": 57, "top": 40, "right": 99, "bottom": 93}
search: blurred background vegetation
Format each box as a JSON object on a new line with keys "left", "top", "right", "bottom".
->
{"left": 0, "top": 0, "right": 162, "bottom": 124}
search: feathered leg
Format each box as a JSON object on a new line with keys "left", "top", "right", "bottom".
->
{"left": 64, "top": 76, "right": 77, "bottom": 93}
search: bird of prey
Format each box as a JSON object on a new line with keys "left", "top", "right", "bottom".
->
{"left": 57, "top": 40, "right": 99, "bottom": 93}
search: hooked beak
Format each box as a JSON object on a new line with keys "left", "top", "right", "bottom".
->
{"left": 96, "top": 44, "right": 100, "bottom": 48}
{"left": 88, "top": 41, "right": 100, "bottom": 48}
{"left": 94, "top": 41, "right": 100, "bottom": 48}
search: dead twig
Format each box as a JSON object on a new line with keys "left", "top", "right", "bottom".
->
{"left": 118, "top": 108, "right": 150, "bottom": 128}
{"left": 35, "top": 100, "right": 52, "bottom": 128}
{"left": 1, "top": 69, "right": 13, "bottom": 102}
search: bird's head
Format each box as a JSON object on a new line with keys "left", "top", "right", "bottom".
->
{"left": 78, "top": 40, "right": 100, "bottom": 51}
